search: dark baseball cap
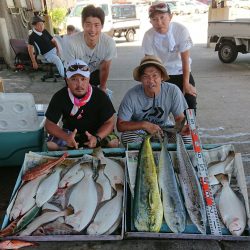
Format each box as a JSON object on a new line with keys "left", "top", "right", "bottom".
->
{"left": 31, "top": 16, "right": 45, "bottom": 25}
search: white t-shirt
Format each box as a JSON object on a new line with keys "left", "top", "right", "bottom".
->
{"left": 142, "top": 22, "right": 193, "bottom": 75}
{"left": 118, "top": 82, "right": 188, "bottom": 127}
{"left": 63, "top": 32, "right": 117, "bottom": 73}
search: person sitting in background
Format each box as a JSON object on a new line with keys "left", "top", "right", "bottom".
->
{"left": 66, "top": 25, "right": 78, "bottom": 35}
{"left": 117, "top": 55, "right": 189, "bottom": 146}
{"left": 27, "top": 15, "right": 65, "bottom": 77}
{"left": 45, "top": 59, "right": 119, "bottom": 150}
{"left": 63, "top": 5, "right": 117, "bottom": 93}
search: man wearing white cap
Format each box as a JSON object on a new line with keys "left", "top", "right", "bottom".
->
{"left": 142, "top": 2, "right": 197, "bottom": 113}
{"left": 45, "top": 59, "right": 119, "bottom": 150}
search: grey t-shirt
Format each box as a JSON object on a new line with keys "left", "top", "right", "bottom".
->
{"left": 118, "top": 82, "right": 188, "bottom": 127}
{"left": 63, "top": 32, "right": 117, "bottom": 73}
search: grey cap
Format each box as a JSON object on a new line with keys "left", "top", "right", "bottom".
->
{"left": 31, "top": 16, "right": 45, "bottom": 25}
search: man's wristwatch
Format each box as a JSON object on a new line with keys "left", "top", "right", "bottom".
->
{"left": 95, "top": 135, "right": 102, "bottom": 147}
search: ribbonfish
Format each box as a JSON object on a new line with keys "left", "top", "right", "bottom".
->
{"left": 96, "top": 164, "right": 113, "bottom": 202}
{"left": 158, "top": 137, "right": 186, "bottom": 233}
{"left": 19, "top": 208, "right": 72, "bottom": 236}
{"left": 65, "top": 165, "right": 98, "bottom": 231}
{"left": 133, "top": 135, "right": 163, "bottom": 232}
{"left": 87, "top": 185, "right": 123, "bottom": 235}
{"left": 58, "top": 161, "right": 85, "bottom": 188}
{"left": 22, "top": 152, "right": 68, "bottom": 181}
{"left": 217, "top": 174, "right": 246, "bottom": 236}
{"left": 176, "top": 133, "right": 207, "bottom": 234}
{"left": 36, "top": 167, "right": 63, "bottom": 207}
{"left": 9, "top": 174, "right": 46, "bottom": 220}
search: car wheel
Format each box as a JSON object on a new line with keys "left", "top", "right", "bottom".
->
{"left": 125, "top": 29, "right": 135, "bottom": 42}
{"left": 218, "top": 41, "right": 238, "bottom": 63}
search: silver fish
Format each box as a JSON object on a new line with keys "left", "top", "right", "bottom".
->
{"left": 217, "top": 174, "right": 246, "bottom": 236}
{"left": 176, "top": 133, "right": 207, "bottom": 234}
{"left": 158, "top": 137, "right": 186, "bottom": 233}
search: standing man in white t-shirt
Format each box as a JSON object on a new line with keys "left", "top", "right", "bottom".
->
{"left": 142, "top": 2, "right": 197, "bottom": 112}
{"left": 63, "top": 5, "right": 117, "bottom": 93}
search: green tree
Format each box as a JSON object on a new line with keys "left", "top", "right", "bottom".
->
{"left": 49, "top": 8, "right": 68, "bottom": 34}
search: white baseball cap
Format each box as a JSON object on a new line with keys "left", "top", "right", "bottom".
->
{"left": 65, "top": 59, "right": 90, "bottom": 79}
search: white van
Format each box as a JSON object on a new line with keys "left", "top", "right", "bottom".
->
{"left": 66, "top": 0, "right": 113, "bottom": 35}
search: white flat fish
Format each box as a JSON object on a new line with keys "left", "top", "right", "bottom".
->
{"left": 96, "top": 164, "right": 113, "bottom": 202}
{"left": 59, "top": 161, "right": 85, "bottom": 188}
{"left": 104, "top": 158, "right": 124, "bottom": 189}
{"left": 19, "top": 208, "right": 71, "bottom": 236}
{"left": 36, "top": 167, "right": 63, "bottom": 207}
{"left": 10, "top": 174, "right": 46, "bottom": 220}
{"left": 208, "top": 153, "right": 235, "bottom": 185}
{"left": 65, "top": 165, "right": 98, "bottom": 231}
{"left": 218, "top": 174, "right": 246, "bottom": 236}
{"left": 42, "top": 203, "right": 61, "bottom": 212}
{"left": 87, "top": 186, "right": 123, "bottom": 235}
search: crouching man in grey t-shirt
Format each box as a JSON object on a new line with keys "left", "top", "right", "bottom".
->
{"left": 117, "top": 55, "right": 189, "bottom": 146}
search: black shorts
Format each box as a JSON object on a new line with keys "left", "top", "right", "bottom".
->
{"left": 168, "top": 73, "right": 197, "bottom": 111}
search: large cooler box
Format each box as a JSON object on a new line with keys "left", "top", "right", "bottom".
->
{"left": 1, "top": 148, "right": 126, "bottom": 241}
{"left": 0, "top": 93, "right": 45, "bottom": 167}
{"left": 124, "top": 143, "right": 250, "bottom": 241}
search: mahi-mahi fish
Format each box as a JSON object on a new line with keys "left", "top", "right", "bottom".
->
{"left": 158, "top": 137, "right": 186, "bottom": 233}
{"left": 133, "top": 135, "right": 163, "bottom": 232}
{"left": 176, "top": 133, "right": 207, "bottom": 234}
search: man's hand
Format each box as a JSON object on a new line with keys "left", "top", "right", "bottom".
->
{"left": 143, "top": 121, "right": 163, "bottom": 136}
{"left": 180, "top": 124, "right": 190, "bottom": 136}
{"left": 98, "top": 85, "right": 107, "bottom": 93}
{"left": 84, "top": 131, "right": 98, "bottom": 148}
{"left": 183, "top": 83, "right": 197, "bottom": 97}
{"left": 66, "top": 128, "right": 78, "bottom": 149}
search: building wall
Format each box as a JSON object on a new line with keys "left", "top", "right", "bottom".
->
{"left": 0, "top": 1, "right": 33, "bottom": 67}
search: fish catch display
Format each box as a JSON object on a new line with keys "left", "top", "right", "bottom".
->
{"left": 1, "top": 151, "right": 125, "bottom": 238}
{"left": 126, "top": 134, "right": 249, "bottom": 237}
{"left": 133, "top": 135, "right": 163, "bottom": 232}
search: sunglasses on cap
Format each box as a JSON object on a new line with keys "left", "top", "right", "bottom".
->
{"left": 149, "top": 3, "right": 171, "bottom": 16}
{"left": 67, "top": 64, "right": 89, "bottom": 72}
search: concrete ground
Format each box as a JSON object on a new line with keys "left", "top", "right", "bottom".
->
{"left": 1, "top": 11, "right": 250, "bottom": 250}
